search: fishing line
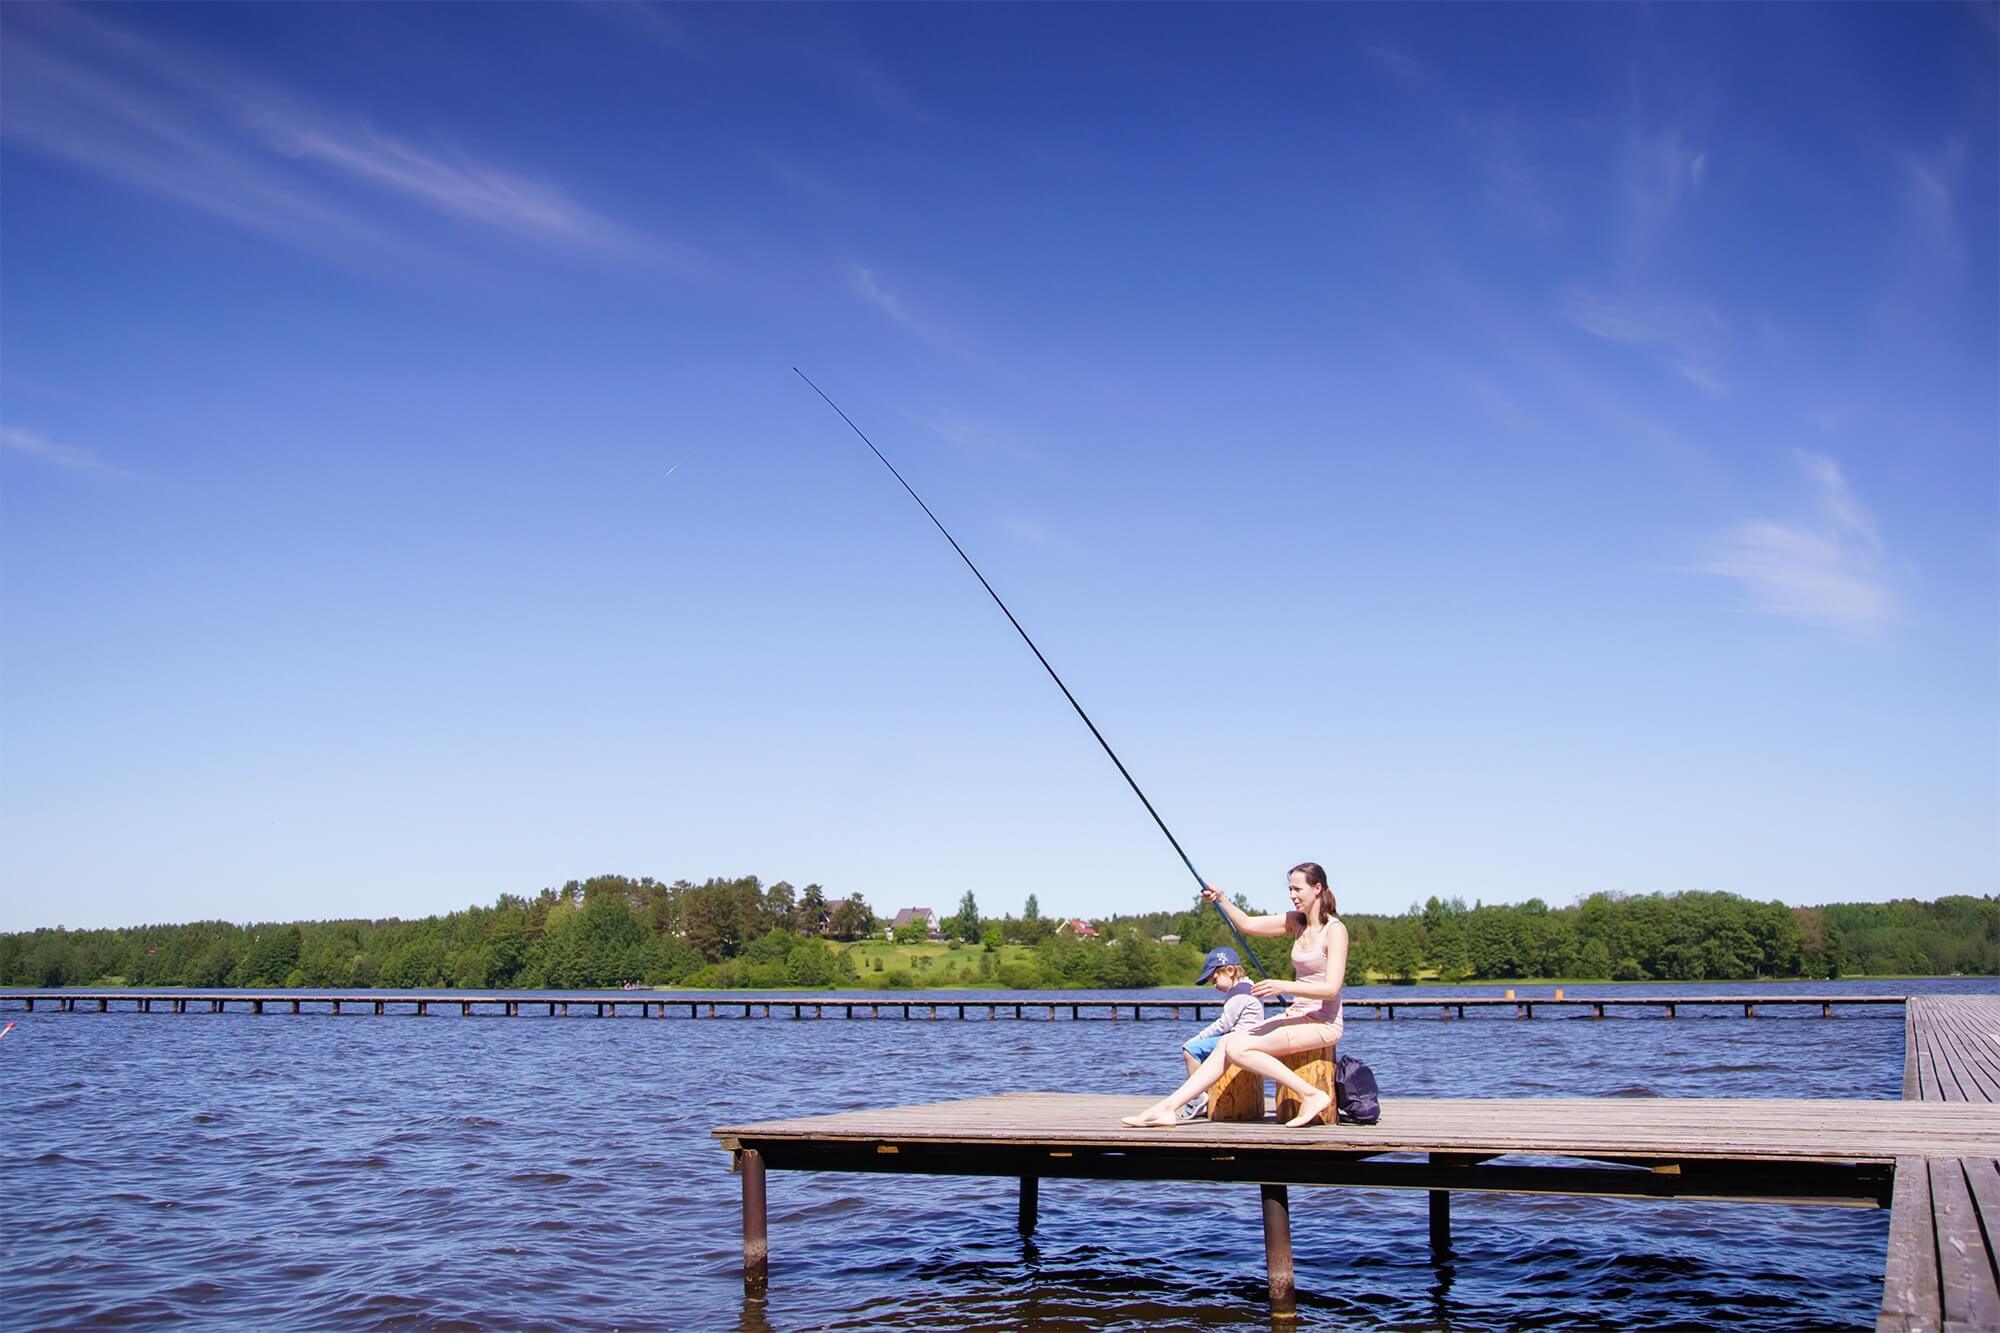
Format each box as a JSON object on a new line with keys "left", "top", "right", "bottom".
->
{"left": 793, "top": 367, "right": 1272, "bottom": 978}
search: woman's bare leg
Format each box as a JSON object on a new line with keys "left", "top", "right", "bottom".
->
{"left": 1226, "top": 1025, "right": 1337, "bottom": 1126}
{"left": 1227, "top": 1047, "right": 1332, "bottom": 1126}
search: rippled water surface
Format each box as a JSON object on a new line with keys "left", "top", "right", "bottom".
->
{"left": 4, "top": 978, "right": 1993, "bottom": 1330}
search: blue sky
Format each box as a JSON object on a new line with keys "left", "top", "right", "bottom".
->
{"left": 2, "top": 3, "right": 1994, "bottom": 932}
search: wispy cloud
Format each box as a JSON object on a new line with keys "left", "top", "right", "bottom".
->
{"left": 0, "top": 6, "right": 689, "bottom": 269}
{"left": 1624, "top": 125, "right": 1705, "bottom": 253}
{"left": 1693, "top": 451, "right": 1895, "bottom": 632}
{"left": 1559, "top": 289, "right": 1728, "bottom": 395}
{"left": 1670, "top": 360, "right": 1726, "bottom": 396}
{"left": 900, "top": 407, "right": 1038, "bottom": 464}
{"left": 266, "top": 123, "right": 671, "bottom": 262}
{"left": 848, "top": 263, "right": 931, "bottom": 338}
{"left": 1, "top": 427, "right": 134, "bottom": 479}
{"left": 1001, "top": 515, "right": 1076, "bottom": 553}
{"left": 1363, "top": 41, "right": 1432, "bottom": 84}
{"left": 787, "top": 37, "right": 926, "bottom": 120}
{"left": 1901, "top": 137, "right": 1966, "bottom": 269}
{"left": 1461, "top": 116, "right": 1560, "bottom": 233}
{"left": 582, "top": 1, "right": 704, "bottom": 57}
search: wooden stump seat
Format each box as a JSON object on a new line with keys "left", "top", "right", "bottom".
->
{"left": 1205, "top": 1060, "right": 1266, "bottom": 1122}
{"left": 1274, "top": 1046, "right": 1338, "bottom": 1126}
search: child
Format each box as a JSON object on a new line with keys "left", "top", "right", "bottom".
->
{"left": 1176, "top": 947, "right": 1265, "bottom": 1120}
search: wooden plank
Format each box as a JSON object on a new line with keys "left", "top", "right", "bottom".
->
{"left": 716, "top": 1093, "right": 2000, "bottom": 1165}
{"left": 1879, "top": 1157, "right": 1940, "bottom": 1333}
{"left": 1931, "top": 1009, "right": 2000, "bottom": 1103}
{"left": 1929, "top": 1158, "right": 2000, "bottom": 1330}
{"left": 1938, "top": 1036, "right": 2000, "bottom": 1107}
{"left": 1962, "top": 1158, "right": 2000, "bottom": 1285}
{"left": 734, "top": 1136, "right": 1889, "bottom": 1207}
{"left": 1907, "top": 1005, "right": 1923, "bottom": 1100}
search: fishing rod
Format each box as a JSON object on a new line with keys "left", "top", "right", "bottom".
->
{"left": 793, "top": 368, "right": 1273, "bottom": 980}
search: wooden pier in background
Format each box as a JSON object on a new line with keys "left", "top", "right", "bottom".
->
{"left": 1878, "top": 995, "right": 2000, "bottom": 1331}
{"left": 0, "top": 990, "right": 1911, "bottom": 1021}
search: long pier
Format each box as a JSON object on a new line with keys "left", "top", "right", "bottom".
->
{"left": 1878, "top": 995, "right": 2000, "bottom": 1330}
{"left": 714, "top": 993, "right": 2000, "bottom": 1320}
{"left": 0, "top": 990, "right": 1910, "bottom": 1021}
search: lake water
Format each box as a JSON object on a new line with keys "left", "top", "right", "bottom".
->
{"left": 4, "top": 977, "right": 1994, "bottom": 1330}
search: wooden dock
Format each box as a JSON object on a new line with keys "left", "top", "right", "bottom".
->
{"left": 0, "top": 990, "right": 1910, "bottom": 1021}
{"left": 1879, "top": 995, "right": 2000, "bottom": 1331}
{"left": 714, "top": 998, "right": 2000, "bottom": 1320}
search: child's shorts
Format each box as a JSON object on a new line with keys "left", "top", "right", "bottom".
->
{"left": 1183, "top": 1034, "right": 1223, "bottom": 1061}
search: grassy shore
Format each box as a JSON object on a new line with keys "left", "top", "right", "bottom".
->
{"left": 69, "top": 946, "right": 1949, "bottom": 993}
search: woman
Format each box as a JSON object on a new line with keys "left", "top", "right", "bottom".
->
{"left": 1120, "top": 862, "right": 1347, "bottom": 1129}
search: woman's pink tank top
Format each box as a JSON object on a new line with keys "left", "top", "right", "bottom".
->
{"left": 1286, "top": 920, "right": 1343, "bottom": 1021}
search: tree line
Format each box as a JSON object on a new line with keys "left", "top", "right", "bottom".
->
{"left": 0, "top": 875, "right": 1991, "bottom": 991}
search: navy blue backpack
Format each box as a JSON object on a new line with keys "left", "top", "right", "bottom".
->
{"left": 1335, "top": 1053, "right": 1380, "bottom": 1124}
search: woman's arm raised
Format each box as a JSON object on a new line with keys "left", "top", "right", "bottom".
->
{"left": 1200, "top": 885, "right": 1296, "bottom": 938}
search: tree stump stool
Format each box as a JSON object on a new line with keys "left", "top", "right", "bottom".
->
{"left": 1206, "top": 1060, "right": 1265, "bottom": 1122}
{"left": 1274, "top": 1046, "right": 1338, "bottom": 1125}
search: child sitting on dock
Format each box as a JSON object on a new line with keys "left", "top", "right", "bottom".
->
{"left": 1176, "top": 948, "right": 1264, "bottom": 1120}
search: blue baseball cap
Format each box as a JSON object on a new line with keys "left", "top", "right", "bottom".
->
{"left": 1197, "top": 946, "right": 1240, "bottom": 984}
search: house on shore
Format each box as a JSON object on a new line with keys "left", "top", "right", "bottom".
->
{"left": 1054, "top": 918, "right": 1099, "bottom": 939}
{"left": 887, "top": 907, "right": 941, "bottom": 940}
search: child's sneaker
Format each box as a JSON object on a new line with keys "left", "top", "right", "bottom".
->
{"left": 1177, "top": 1095, "right": 1208, "bottom": 1121}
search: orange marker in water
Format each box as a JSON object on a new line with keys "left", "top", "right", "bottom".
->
{"left": 0, "top": 1022, "right": 14, "bottom": 1041}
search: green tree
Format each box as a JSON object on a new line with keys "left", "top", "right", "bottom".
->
{"left": 1377, "top": 921, "right": 1421, "bottom": 981}
{"left": 827, "top": 894, "right": 876, "bottom": 940}
{"left": 763, "top": 882, "right": 797, "bottom": 936}
{"left": 794, "top": 884, "right": 829, "bottom": 936}
{"left": 951, "top": 891, "right": 981, "bottom": 943}
{"left": 240, "top": 926, "right": 303, "bottom": 986}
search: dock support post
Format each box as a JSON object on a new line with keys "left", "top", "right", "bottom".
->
{"left": 1262, "top": 1183, "right": 1295, "bottom": 1318}
{"left": 741, "top": 1149, "right": 768, "bottom": 1291}
{"left": 1018, "top": 1176, "right": 1038, "bottom": 1237}
{"left": 1429, "top": 1189, "right": 1451, "bottom": 1259}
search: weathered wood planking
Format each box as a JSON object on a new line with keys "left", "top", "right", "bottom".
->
{"left": 1878, "top": 995, "right": 2000, "bottom": 1333}
{"left": 718, "top": 1091, "right": 2000, "bottom": 1165}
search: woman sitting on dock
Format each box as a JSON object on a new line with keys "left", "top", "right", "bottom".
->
{"left": 1121, "top": 863, "right": 1347, "bottom": 1129}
